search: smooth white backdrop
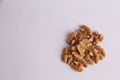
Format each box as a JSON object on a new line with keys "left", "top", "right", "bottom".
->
{"left": 0, "top": 0, "right": 119, "bottom": 80}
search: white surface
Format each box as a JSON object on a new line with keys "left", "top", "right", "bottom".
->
{"left": 0, "top": 0, "right": 119, "bottom": 80}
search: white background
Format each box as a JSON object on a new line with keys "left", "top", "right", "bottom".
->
{"left": 0, "top": 0, "right": 119, "bottom": 80}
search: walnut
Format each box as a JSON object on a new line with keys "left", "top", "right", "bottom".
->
{"left": 92, "top": 49, "right": 99, "bottom": 64}
{"left": 62, "top": 54, "right": 73, "bottom": 64}
{"left": 80, "top": 25, "right": 92, "bottom": 35}
{"left": 63, "top": 48, "right": 69, "bottom": 54}
{"left": 61, "top": 25, "right": 106, "bottom": 72}
{"left": 70, "top": 62, "right": 83, "bottom": 72}
{"left": 71, "top": 46, "right": 77, "bottom": 52}
{"left": 76, "top": 44, "right": 85, "bottom": 56}
{"left": 67, "top": 32, "right": 77, "bottom": 45}
{"left": 85, "top": 51, "right": 94, "bottom": 65}
{"left": 79, "top": 59, "right": 88, "bottom": 68}
{"left": 94, "top": 45, "right": 106, "bottom": 57}
{"left": 72, "top": 52, "right": 80, "bottom": 58}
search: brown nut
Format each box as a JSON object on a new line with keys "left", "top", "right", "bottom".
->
{"left": 71, "top": 45, "right": 77, "bottom": 52}
{"left": 98, "top": 34, "right": 104, "bottom": 42}
{"left": 72, "top": 52, "right": 80, "bottom": 58}
{"left": 73, "top": 61, "right": 83, "bottom": 67}
{"left": 70, "top": 62, "right": 83, "bottom": 72}
{"left": 79, "top": 59, "right": 88, "bottom": 68}
{"left": 98, "top": 52, "right": 103, "bottom": 60}
{"left": 80, "top": 25, "right": 92, "bottom": 35}
{"left": 67, "top": 56, "right": 73, "bottom": 64}
{"left": 62, "top": 54, "right": 73, "bottom": 64}
{"left": 95, "top": 53, "right": 99, "bottom": 64}
{"left": 95, "top": 45, "right": 106, "bottom": 57}
{"left": 76, "top": 44, "right": 85, "bottom": 56}
{"left": 67, "top": 32, "right": 77, "bottom": 45}
{"left": 85, "top": 51, "right": 94, "bottom": 65}
{"left": 92, "top": 49, "right": 99, "bottom": 64}
{"left": 62, "top": 55, "right": 68, "bottom": 63}
{"left": 62, "top": 25, "right": 106, "bottom": 72}
{"left": 63, "top": 48, "right": 69, "bottom": 54}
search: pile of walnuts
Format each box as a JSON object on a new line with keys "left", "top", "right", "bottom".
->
{"left": 61, "top": 25, "right": 106, "bottom": 72}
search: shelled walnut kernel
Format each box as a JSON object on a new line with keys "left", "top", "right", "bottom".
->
{"left": 61, "top": 25, "right": 106, "bottom": 72}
